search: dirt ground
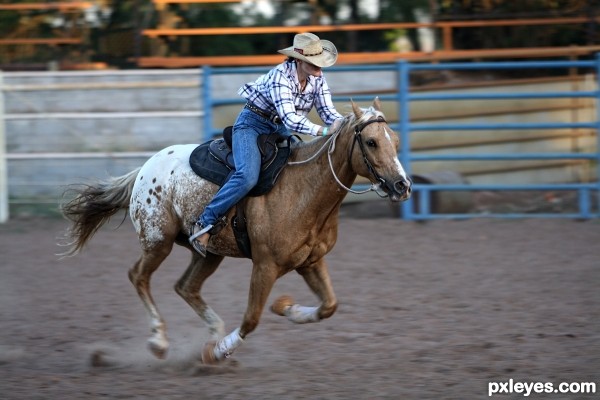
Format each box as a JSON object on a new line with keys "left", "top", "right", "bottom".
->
{"left": 1, "top": 212, "right": 599, "bottom": 399}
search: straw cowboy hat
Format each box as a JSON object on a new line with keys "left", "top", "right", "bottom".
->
{"left": 278, "top": 32, "right": 338, "bottom": 68}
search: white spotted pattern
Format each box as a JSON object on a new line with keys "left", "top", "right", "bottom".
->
{"left": 129, "top": 144, "right": 218, "bottom": 249}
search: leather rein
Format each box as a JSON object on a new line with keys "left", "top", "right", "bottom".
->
{"left": 289, "top": 115, "right": 391, "bottom": 197}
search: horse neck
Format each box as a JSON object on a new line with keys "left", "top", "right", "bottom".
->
{"left": 289, "top": 132, "right": 357, "bottom": 209}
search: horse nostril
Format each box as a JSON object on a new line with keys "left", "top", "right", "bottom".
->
{"left": 393, "top": 178, "right": 412, "bottom": 198}
{"left": 394, "top": 179, "right": 409, "bottom": 193}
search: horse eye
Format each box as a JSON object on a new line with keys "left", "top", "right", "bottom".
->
{"left": 366, "top": 139, "right": 377, "bottom": 148}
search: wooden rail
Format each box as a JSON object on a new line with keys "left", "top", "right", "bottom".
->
{"left": 0, "top": 38, "right": 82, "bottom": 46}
{"left": 0, "top": 2, "right": 91, "bottom": 11}
{"left": 0, "top": 3, "right": 88, "bottom": 48}
{"left": 143, "top": 22, "right": 430, "bottom": 38}
{"left": 436, "top": 16, "right": 600, "bottom": 51}
{"left": 137, "top": 46, "right": 600, "bottom": 68}
{"left": 142, "top": 17, "right": 600, "bottom": 48}
{"left": 140, "top": 16, "right": 600, "bottom": 67}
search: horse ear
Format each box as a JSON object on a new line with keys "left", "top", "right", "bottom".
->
{"left": 351, "top": 100, "right": 363, "bottom": 118}
{"left": 373, "top": 96, "right": 382, "bottom": 111}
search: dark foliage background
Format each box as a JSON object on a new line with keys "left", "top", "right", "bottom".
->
{"left": 0, "top": 0, "right": 597, "bottom": 68}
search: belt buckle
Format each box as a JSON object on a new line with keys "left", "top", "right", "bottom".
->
{"left": 272, "top": 115, "right": 281, "bottom": 124}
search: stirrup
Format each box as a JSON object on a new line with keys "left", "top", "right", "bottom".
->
{"left": 189, "top": 223, "right": 213, "bottom": 257}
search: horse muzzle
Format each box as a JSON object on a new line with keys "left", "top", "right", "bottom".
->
{"left": 385, "top": 177, "right": 412, "bottom": 202}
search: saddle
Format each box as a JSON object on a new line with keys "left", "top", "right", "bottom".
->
{"left": 207, "top": 126, "right": 284, "bottom": 173}
{"left": 189, "top": 126, "right": 295, "bottom": 259}
{"left": 189, "top": 126, "right": 292, "bottom": 197}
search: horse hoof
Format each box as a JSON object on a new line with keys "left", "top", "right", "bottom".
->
{"left": 201, "top": 341, "right": 219, "bottom": 365}
{"left": 148, "top": 338, "right": 169, "bottom": 359}
{"left": 271, "top": 295, "right": 295, "bottom": 316}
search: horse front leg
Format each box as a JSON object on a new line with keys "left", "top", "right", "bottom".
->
{"left": 271, "top": 258, "right": 338, "bottom": 323}
{"left": 201, "top": 261, "right": 279, "bottom": 364}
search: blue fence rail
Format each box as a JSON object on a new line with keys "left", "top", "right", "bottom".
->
{"left": 202, "top": 56, "right": 600, "bottom": 220}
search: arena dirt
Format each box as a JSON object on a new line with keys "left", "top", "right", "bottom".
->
{"left": 1, "top": 215, "right": 598, "bottom": 399}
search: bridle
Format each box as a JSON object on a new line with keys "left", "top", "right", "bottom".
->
{"left": 348, "top": 116, "right": 389, "bottom": 194}
{"left": 288, "top": 115, "right": 392, "bottom": 197}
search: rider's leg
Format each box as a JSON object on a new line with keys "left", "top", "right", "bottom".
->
{"left": 191, "top": 110, "right": 265, "bottom": 254}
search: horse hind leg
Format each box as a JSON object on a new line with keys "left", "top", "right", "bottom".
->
{"left": 271, "top": 259, "right": 338, "bottom": 324}
{"left": 175, "top": 252, "right": 226, "bottom": 341}
{"left": 128, "top": 245, "right": 173, "bottom": 359}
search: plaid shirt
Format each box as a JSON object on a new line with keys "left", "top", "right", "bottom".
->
{"left": 238, "top": 59, "right": 342, "bottom": 136}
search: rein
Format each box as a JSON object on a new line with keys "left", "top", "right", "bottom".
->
{"left": 288, "top": 116, "right": 390, "bottom": 196}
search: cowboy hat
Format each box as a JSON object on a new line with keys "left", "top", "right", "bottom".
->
{"left": 278, "top": 32, "right": 338, "bottom": 68}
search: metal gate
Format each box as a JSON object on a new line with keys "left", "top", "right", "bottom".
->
{"left": 203, "top": 58, "right": 600, "bottom": 220}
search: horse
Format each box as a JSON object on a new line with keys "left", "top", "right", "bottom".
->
{"left": 60, "top": 98, "right": 412, "bottom": 364}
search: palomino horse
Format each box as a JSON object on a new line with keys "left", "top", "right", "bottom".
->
{"left": 61, "top": 98, "right": 412, "bottom": 364}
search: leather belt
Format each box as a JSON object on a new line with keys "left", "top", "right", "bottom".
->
{"left": 245, "top": 102, "right": 282, "bottom": 124}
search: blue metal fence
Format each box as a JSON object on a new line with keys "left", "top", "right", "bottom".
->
{"left": 202, "top": 56, "right": 600, "bottom": 220}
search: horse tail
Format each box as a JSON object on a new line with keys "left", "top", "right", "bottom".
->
{"left": 60, "top": 167, "right": 141, "bottom": 256}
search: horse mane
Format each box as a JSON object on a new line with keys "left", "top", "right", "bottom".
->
{"left": 291, "top": 104, "right": 385, "bottom": 154}
{"left": 336, "top": 104, "right": 385, "bottom": 135}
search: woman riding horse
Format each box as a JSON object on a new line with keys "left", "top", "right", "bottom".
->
{"left": 190, "top": 32, "right": 344, "bottom": 257}
{"left": 62, "top": 99, "right": 411, "bottom": 363}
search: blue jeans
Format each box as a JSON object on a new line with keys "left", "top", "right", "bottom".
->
{"left": 198, "top": 108, "right": 288, "bottom": 227}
